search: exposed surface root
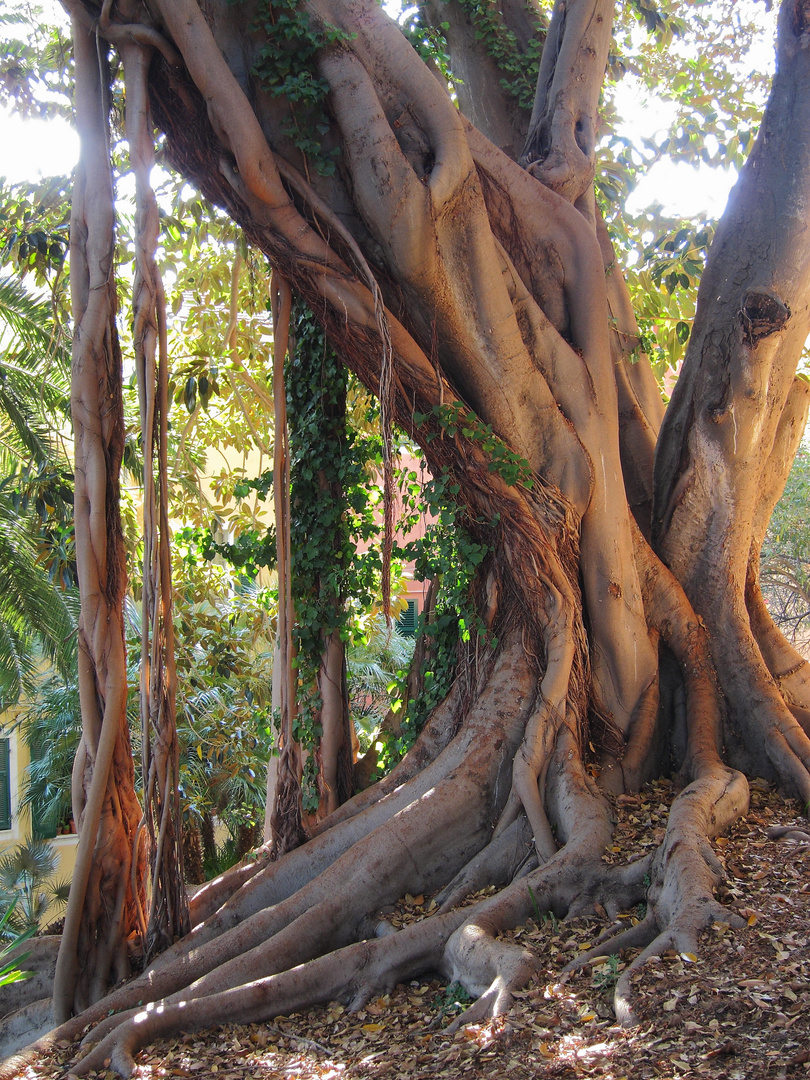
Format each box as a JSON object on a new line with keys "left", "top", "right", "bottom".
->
{"left": 2, "top": 637, "right": 524, "bottom": 1063}
{"left": 70, "top": 725, "right": 619, "bottom": 1073}
{"left": 436, "top": 815, "right": 536, "bottom": 913}
{"left": 16, "top": 786, "right": 803, "bottom": 1080}
{"left": 68, "top": 913, "right": 469, "bottom": 1078}
{"left": 188, "top": 686, "right": 464, "bottom": 931}
{"left": 3, "top": 741, "right": 797, "bottom": 1080}
{"left": 442, "top": 927, "right": 540, "bottom": 1031}
{"left": 567, "top": 767, "right": 750, "bottom": 1026}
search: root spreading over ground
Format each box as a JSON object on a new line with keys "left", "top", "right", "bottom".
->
{"left": 5, "top": 785, "right": 808, "bottom": 1080}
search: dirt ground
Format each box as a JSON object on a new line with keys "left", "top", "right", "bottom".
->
{"left": 12, "top": 781, "right": 810, "bottom": 1080}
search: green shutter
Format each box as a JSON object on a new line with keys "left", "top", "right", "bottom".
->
{"left": 0, "top": 738, "right": 11, "bottom": 831}
{"left": 28, "top": 736, "right": 56, "bottom": 839}
{"left": 397, "top": 600, "right": 418, "bottom": 638}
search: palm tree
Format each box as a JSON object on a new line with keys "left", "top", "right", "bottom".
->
{"left": 0, "top": 275, "right": 76, "bottom": 705}
{"left": 0, "top": 838, "right": 70, "bottom": 931}
{"left": 16, "top": 674, "right": 81, "bottom": 838}
{"left": 347, "top": 610, "right": 415, "bottom": 749}
{"left": 0, "top": 276, "right": 70, "bottom": 463}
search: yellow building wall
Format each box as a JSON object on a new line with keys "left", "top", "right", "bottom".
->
{"left": 0, "top": 710, "right": 79, "bottom": 927}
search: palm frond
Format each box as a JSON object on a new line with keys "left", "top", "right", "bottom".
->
{"left": 0, "top": 277, "right": 69, "bottom": 366}
{"left": 0, "top": 500, "right": 76, "bottom": 702}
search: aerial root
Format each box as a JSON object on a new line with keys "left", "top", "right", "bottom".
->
{"left": 494, "top": 578, "right": 577, "bottom": 859}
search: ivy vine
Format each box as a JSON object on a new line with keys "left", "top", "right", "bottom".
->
{"left": 252, "top": 0, "right": 354, "bottom": 177}
{"left": 183, "top": 323, "right": 533, "bottom": 799}
{"left": 378, "top": 468, "right": 492, "bottom": 771}
{"left": 415, "top": 401, "right": 534, "bottom": 489}
{"left": 454, "top": 0, "right": 544, "bottom": 112}
{"left": 285, "top": 297, "right": 382, "bottom": 810}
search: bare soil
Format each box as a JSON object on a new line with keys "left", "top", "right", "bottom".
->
{"left": 12, "top": 783, "right": 809, "bottom": 1080}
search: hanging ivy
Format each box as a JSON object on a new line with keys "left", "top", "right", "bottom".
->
{"left": 454, "top": 0, "right": 545, "bottom": 111}
{"left": 285, "top": 297, "right": 381, "bottom": 809}
{"left": 251, "top": 0, "right": 354, "bottom": 177}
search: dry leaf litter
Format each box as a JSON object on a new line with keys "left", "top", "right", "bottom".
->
{"left": 11, "top": 782, "right": 809, "bottom": 1080}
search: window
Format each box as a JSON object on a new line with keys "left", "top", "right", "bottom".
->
{"left": 28, "top": 736, "right": 58, "bottom": 840}
{"left": 397, "top": 599, "right": 418, "bottom": 638}
{"left": 0, "top": 737, "right": 11, "bottom": 831}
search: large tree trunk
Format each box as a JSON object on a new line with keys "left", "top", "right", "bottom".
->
{"left": 653, "top": 0, "right": 810, "bottom": 798}
{"left": 8, "top": 0, "right": 810, "bottom": 1075}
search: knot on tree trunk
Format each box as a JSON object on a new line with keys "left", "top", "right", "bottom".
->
{"left": 525, "top": 149, "right": 595, "bottom": 203}
{"left": 739, "top": 286, "right": 790, "bottom": 345}
{"left": 522, "top": 109, "right": 596, "bottom": 203}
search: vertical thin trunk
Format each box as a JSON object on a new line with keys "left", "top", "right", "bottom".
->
{"left": 120, "top": 38, "right": 189, "bottom": 962}
{"left": 269, "top": 273, "right": 306, "bottom": 855}
{"left": 54, "top": 19, "right": 144, "bottom": 1021}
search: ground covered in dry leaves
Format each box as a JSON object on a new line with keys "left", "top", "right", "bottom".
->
{"left": 15, "top": 782, "right": 810, "bottom": 1080}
